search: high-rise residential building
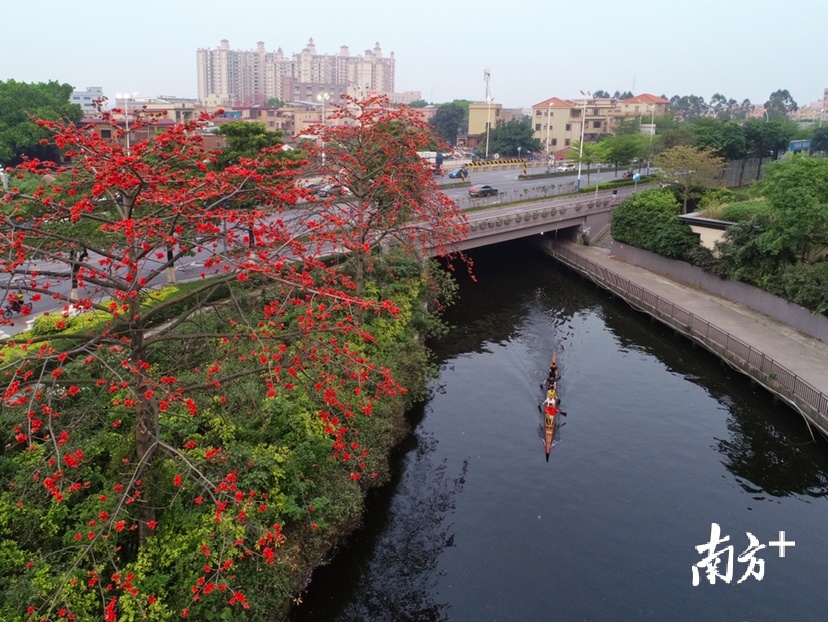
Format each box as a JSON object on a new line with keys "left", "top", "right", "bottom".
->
{"left": 196, "top": 39, "right": 395, "bottom": 107}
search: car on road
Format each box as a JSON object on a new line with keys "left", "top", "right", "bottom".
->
{"left": 448, "top": 168, "right": 467, "bottom": 179}
{"left": 622, "top": 171, "right": 634, "bottom": 179}
{"left": 556, "top": 164, "right": 575, "bottom": 172}
{"left": 468, "top": 184, "right": 498, "bottom": 197}
{"left": 316, "top": 183, "right": 348, "bottom": 198}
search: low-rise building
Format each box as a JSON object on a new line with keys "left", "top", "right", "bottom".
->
{"left": 530, "top": 93, "right": 669, "bottom": 157}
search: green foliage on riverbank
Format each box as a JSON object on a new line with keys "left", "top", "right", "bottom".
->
{"left": 0, "top": 251, "right": 450, "bottom": 621}
{"left": 610, "top": 189, "right": 698, "bottom": 259}
{"left": 611, "top": 155, "right": 828, "bottom": 316}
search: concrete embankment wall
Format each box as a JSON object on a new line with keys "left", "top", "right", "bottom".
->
{"left": 610, "top": 242, "right": 828, "bottom": 343}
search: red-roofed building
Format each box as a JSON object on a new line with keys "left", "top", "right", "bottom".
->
{"left": 531, "top": 93, "right": 669, "bottom": 158}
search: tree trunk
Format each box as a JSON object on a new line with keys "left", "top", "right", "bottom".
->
{"left": 129, "top": 249, "right": 157, "bottom": 546}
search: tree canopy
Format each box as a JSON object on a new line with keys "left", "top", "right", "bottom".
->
{"left": 610, "top": 189, "right": 697, "bottom": 258}
{"left": 479, "top": 116, "right": 542, "bottom": 159}
{"left": 758, "top": 155, "right": 828, "bottom": 262}
{"left": 654, "top": 145, "right": 725, "bottom": 213}
{"left": 430, "top": 102, "right": 467, "bottom": 146}
{"left": 212, "top": 120, "right": 293, "bottom": 169}
{"left": 299, "top": 95, "right": 469, "bottom": 305}
{"left": 0, "top": 97, "right": 467, "bottom": 620}
{"left": 0, "top": 79, "right": 83, "bottom": 165}
{"left": 764, "top": 89, "right": 797, "bottom": 118}
{"left": 264, "top": 97, "right": 287, "bottom": 108}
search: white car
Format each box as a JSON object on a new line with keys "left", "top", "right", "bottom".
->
{"left": 556, "top": 164, "right": 575, "bottom": 172}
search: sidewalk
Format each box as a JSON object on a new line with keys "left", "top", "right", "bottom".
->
{"left": 557, "top": 242, "right": 828, "bottom": 427}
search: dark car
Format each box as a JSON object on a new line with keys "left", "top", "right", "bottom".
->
{"left": 448, "top": 168, "right": 466, "bottom": 179}
{"left": 622, "top": 171, "right": 634, "bottom": 179}
{"left": 468, "top": 184, "right": 498, "bottom": 197}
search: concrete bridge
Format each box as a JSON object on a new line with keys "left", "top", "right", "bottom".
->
{"left": 426, "top": 187, "right": 634, "bottom": 256}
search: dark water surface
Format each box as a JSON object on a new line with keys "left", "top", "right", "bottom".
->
{"left": 291, "top": 241, "right": 828, "bottom": 622}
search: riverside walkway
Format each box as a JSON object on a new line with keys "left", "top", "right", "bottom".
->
{"left": 545, "top": 240, "right": 828, "bottom": 437}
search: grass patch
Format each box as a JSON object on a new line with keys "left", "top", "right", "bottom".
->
{"left": 703, "top": 199, "right": 772, "bottom": 222}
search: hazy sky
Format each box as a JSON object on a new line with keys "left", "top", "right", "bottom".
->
{"left": 2, "top": 0, "right": 825, "bottom": 110}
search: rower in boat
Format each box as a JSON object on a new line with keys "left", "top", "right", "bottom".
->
{"left": 544, "top": 402, "right": 557, "bottom": 457}
{"left": 543, "top": 353, "right": 559, "bottom": 389}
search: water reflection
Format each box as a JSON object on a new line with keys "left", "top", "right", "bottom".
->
{"left": 291, "top": 430, "right": 467, "bottom": 622}
{"left": 293, "top": 240, "right": 828, "bottom": 619}
{"left": 596, "top": 288, "right": 828, "bottom": 499}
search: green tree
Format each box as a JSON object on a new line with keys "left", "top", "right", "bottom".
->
{"left": 409, "top": 99, "right": 429, "bottom": 108}
{"left": 653, "top": 119, "right": 695, "bottom": 152}
{"left": 0, "top": 79, "right": 83, "bottom": 165}
{"left": 691, "top": 118, "right": 747, "bottom": 161}
{"left": 810, "top": 127, "right": 828, "bottom": 154}
{"left": 601, "top": 134, "right": 646, "bottom": 174}
{"left": 483, "top": 116, "right": 542, "bottom": 159}
{"left": 760, "top": 155, "right": 828, "bottom": 262}
{"left": 430, "top": 102, "right": 467, "bottom": 146}
{"left": 713, "top": 218, "right": 778, "bottom": 285}
{"left": 709, "top": 93, "right": 739, "bottom": 120}
{"left": 769, "top": 262, "right": 828, "bottom": 316}
{"left": 213, "top": 121, "right": 291, "bottom": 169}
{"left": 569, "top": 141, "right": 611, "bottom": 186}
{"left": 743, "top": 119, "right": 794, "bottom": 180}
{"left": 654, "top": 145, "right": 725, "bottom": 213}
{"left": 264, "top": 97, "right": 287, "bottom": 108}
{"left": 764, "top": 89, "right": 797, "bottom": 118}
{"left": 669, "top": 94, "right": 708, "bottom": 121}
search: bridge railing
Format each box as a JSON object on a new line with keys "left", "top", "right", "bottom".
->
{"left": 552, "top": 243, "right": 828, "bottom": 433}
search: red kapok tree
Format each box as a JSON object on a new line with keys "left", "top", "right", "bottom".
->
{"left": 0, "top": 105, "right": 411, "bottom": 619}
{"left": 297, "top": 95, "right": 470, "bottom": 314}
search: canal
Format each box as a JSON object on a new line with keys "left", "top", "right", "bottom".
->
{"left": 291, "top": 240, "right": 828, "bottom": 621}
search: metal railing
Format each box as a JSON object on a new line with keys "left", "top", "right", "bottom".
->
{"left": 552, "top": 244, "right": 828, "bottom": 433}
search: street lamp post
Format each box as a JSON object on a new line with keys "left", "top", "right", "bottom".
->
{"left": 115, "top": 92, "right": 137, "bottom": 153}
{"left": 577, "top": 90, "right": 591, "bottom": 191}
{"left": 316, "top": 92, "right": 330, "bottom": 167}
{"left": 485, "top": 95, "right": 493, "bottom": 159}
{"left": 545, "top": 101, "right": 552, "bottom": 161}
{"left": 0, "top": 165, "right": 8, "bottom": 192}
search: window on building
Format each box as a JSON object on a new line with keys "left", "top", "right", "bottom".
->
{"left": 593, "top": 121, "right": 602, "bottom": 128}
{"left": 535, "top": 123, "right": 542, "bottom": 131}
{"left": 564, "top": 139, "right": 570, "bottom": 146}
{"left": 552, "top": 139, "right": 558, "bottom": 146}
{"left": 100, "top": 129, "right": 111, "bottom": 139}
{"left": 565, "top": 124, "right": 571, "bottom": 131}
{"left": 536, "top": 110, "right": 542, "bottom": 116}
